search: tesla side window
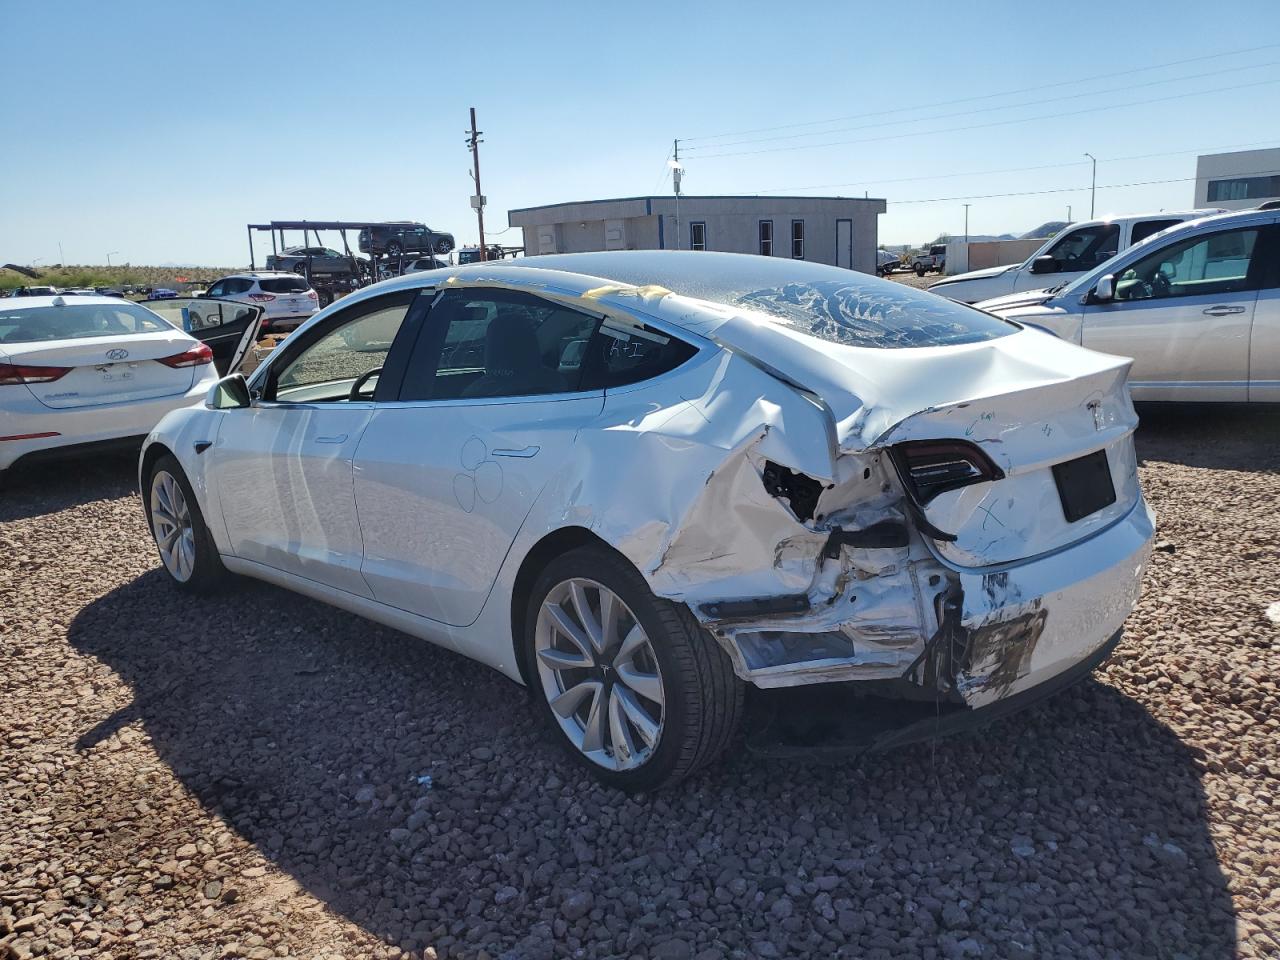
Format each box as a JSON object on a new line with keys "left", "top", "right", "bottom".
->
{"left": 1113, "top": 229, "right": 1260, "bottom": 302}
{"left": 1042, "top": 224, "right": 1121, "bottom": 271}
{"left": 401, "top": 289, "right": 602, "bottom": 401}
{"left": 270, "top": 294, "right": 416, "bottom": 403}
{"left": 579, "top": 318, "right": 699, "bottom": 389}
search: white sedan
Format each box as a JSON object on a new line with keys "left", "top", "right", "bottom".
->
{"left": 0, "top": 295, "right": 254, "bottom": 478}
{"left": 140, "top": 252, "right": 1155, "bottom": 789}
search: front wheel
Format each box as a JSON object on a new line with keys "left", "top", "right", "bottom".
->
{"left": 147, "top": 454, "right": 226, "bottom": 592}
{"left": 915, "top": 264, "right": 926, "bottom": 277}
{"left": 526, "top": 545, "right": 743, "bottom": 791}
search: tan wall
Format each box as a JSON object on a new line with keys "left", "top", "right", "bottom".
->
{"left": 964, "top": 238, "right": 1045, "bottom": 271}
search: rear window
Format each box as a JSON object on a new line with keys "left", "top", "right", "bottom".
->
{"left": 735, "top": 278, "right": 1015, "bottom": 349}
{"left": 258, "top": 277, "right": 310, "bottom": 294}
{"left": 0, "top": 303, "right": 170, "bottom": 343}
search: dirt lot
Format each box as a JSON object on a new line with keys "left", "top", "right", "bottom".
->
{"left": 2, "top": 406, "right": 1279, "bottom": 960}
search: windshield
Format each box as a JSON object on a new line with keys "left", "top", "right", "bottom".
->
{"left": 1059, "top": 216, "right": 1214, "bottom": 298}
{"left": 0, "top": 302, "right": 170, "bottom": 343}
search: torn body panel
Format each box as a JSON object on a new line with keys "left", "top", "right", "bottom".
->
{"left": 427, "top": 266, "right": 1153, "bottom": 711}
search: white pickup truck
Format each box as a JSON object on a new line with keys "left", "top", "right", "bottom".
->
{"left": 927, "top": 211, "right": 1217, "bottom": 303}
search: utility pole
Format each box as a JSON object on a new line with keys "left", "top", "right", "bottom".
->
{"left": 466, "top": 107, "right": 487, "bottom": 261}
{"left": 107, "top": 250, "right": 119, "bottom": 266}
{"left": 1067, "top": 205, "right": 1072, "bottom": 223}
{"left": 962, "top": 204, "right": 970, "bottom": 243}
{"left": 1084, "top": 153, "right": 1097, "bottom": 219}
{"left": 673, "top": 138, "right": 682, "bottom": 251}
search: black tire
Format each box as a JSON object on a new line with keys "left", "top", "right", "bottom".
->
{"left": 317, "top": 288, "right": 333, "bottom": 308}
{"left": 434, "top": 237, "right": 453, "bottom": 254}
{"left": 386, "top": 241, "right": 403, "bottom": 258}
{"left": 145, "top": 453, "right": 226, "bottom": 593}
{"left": 525, "top": 545, "right": 743, "bottom": 791}
{"left": 915, "top": 264, "right": 926, "bottom": 277}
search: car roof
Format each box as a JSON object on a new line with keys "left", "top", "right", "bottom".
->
{"left": 1, "top": 294, "right": 138, "bottom": 308}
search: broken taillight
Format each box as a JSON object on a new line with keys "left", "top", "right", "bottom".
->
{"left": 891, "top": 440, "right": 1003, "bottom": 505}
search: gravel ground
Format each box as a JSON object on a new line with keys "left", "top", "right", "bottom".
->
{"left": 3, "top": 405, "right": 1279, "bottom": 960}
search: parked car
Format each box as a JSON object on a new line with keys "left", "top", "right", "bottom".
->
{"left": 266, "top": 246, "right": 362, "bottom": 277}
{"left": 911, "top": 244, "right": 947, "bottom": 276}
{"left": 203, "top": 272, "right": 318, "bottom": 334}
{"left": 61, "top": 288, "right": 98, "bottom": 296}
{"left": 977, "top": 208, "right": 1280, "bottom": 402}
{"left": 148, "top": 288, "right": 179, "bottom": 300}
{"left": 358, "top": 222, "right": 455, "bottom": 258}
{"left": 0, "top": 295, "right": 224, "bottom": 479}
{"left": 930, "top": 211, "right": 1215, "bottom": 303}
{"left": 403, "top": 256, "right": 450, "bottom": 274}
{"left": 876, "top": 250, "right": 900, "bottom": 276}
{"left": 140, "top": 251, "right": 1154, "bottom": 789}
{"left": 10, "top": 286, "right": 59, "bottom": 297}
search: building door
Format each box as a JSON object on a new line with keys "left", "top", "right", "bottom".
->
{"left": 836, "top": 219, "right": 853, "bottom": 269}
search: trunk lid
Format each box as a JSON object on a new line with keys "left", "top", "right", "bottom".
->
{"left": 3, "top": 330, "right": 198, "bottom": 409}
{"left": 713, "top": 317, "right": 1141, "bottom": 566}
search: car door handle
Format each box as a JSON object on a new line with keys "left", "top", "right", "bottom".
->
{"left": 1203, "top": 305, "right": 1246, "bottom": 316}
{"left": 492, "top": 445, "right": 539, "bottom": 458}
{"left": 314, "top": 434, "right": 348, "bottom": 444}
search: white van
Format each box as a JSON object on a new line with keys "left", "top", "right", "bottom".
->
{"left": 928, "top": 211, "right": 1217, "bottom": 303}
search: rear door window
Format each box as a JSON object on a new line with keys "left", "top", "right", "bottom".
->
{"left": 399, "top": 288, "right": 602, "bottom": 401}
{"left": 579, "top": 318, "right": 699, "bottom": 389}
{"left": 1130, "top": 219, "right": 1183, "bottom": 246}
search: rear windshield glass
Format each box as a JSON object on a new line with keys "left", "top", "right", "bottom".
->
{"left": 735, "top": 278, "right": 1015, "bottom": 349}
{"left": 0, "top": 303, "right": 170, "bottom": 343}
{"left": 259, "top": 277, "right": 310, "bottom": 293}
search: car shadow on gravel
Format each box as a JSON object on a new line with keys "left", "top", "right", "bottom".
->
{"left": 68, "top": 570, "right": 1237, "bottom": 959}
{"left": 1135, "top": 402, "right": 1280, "bottom": 472}
{"left": 0, "top": 449, "right": 139, "bottom": 522}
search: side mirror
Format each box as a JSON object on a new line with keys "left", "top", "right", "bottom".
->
{"left": 1030, "top": 255, "right": 1057, "bottom": 275}
{"left": 1092, "top": 274, "right": 1115, "bottom": 303}
{"left": 207, "top": 373, "right": 252, "bottom": 410}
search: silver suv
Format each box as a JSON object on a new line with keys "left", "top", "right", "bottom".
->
{"left": 203, "top": 272, "right": 318, "bottom": 333}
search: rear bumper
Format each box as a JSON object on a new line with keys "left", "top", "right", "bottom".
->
{"left": 949, "top": 495, "right": 1154, "bottom": 708}
{"left": 0, "top": 376, "right": 213, "bottom": 472}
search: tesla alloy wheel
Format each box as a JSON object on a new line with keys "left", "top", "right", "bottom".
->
{"left": 527, "top": 545, "right": 743, "bottom": 790}
{"left": 147, "top": 454, "right": 225, "bottom": 593}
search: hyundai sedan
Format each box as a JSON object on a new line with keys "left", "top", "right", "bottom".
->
{"left": 0, "top": 295, "right": 256, "bottom": 479}
{"left": 140, "top": 252, "right": 1154, "bottom": 789}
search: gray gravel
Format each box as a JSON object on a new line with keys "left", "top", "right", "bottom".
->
{"left": 2, "top": 404, "right": 1279, "bottom": 959}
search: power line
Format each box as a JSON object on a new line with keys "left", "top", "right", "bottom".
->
{"left": 680, "top": 60, "right": 1278, "bottom": 154}
{"left": 685, "top": 77, "right": 1280, "bottom": 160}
{"left": 678, "top": 42, "right": 1280, "bottom": 144}
{"left": 885, "top": 166, "right": 1280, "bottom": 206}
{"left": 749, "top": 139, "right": 1280, "bottom": 196}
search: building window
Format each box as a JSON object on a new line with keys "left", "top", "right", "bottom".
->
{"left": 689, "top": 221, "right": 706, "bottom": 251}
{"left": 791, "top": 220, "right": 805, "bottom": 259}
{"left": 1206, "top": 174, "right": 1280, "bottom": 202}
{"left": 759, "top": 220, "right": 773, "bottom": 256}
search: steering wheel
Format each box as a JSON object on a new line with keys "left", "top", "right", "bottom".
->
{"left": 1150, "top": 270, "right": 1172, "bottom": 298}
{"left": 348, "top": 366, "right": 382, "bottom": 401}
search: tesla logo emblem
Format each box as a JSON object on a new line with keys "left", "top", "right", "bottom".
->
{"left": 106, "top": 348, "right": 129, "bottom": 361}
{"left": 1087, "top": 399, "right": 1103, "bottom": 431}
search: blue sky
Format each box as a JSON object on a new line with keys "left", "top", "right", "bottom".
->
{"left": 3, "top": 0, "right": 1278, "bottom": 266}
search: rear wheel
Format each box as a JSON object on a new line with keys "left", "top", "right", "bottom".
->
{"left": 386, "top": 241, "right": 403, "bottom": 258}
{"left": 526, "top": 545, "right": 743, "bottom": 791}
{"left": 915, "top": 264, "right": 926, "bottom": 277}
{"left": 147, "top": 454, "right": 225, "bottom": 592}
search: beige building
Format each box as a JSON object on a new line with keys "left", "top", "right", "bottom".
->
{"left": 508, "top": 195, "right": 887, "bottom": 274}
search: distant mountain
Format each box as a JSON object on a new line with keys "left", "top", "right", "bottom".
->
{"left": 1019, "top": 221, "right": 1068, "bottom": 240}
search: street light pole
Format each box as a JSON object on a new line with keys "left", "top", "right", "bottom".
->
{"left": 1084, "top": 153, "right": 1097, "bottom": 219}
{"left": 962, "top": 203, "right": 970, "bottom": 243}
{"left": 107, "top": 251, "right": 119, "bottom": 266}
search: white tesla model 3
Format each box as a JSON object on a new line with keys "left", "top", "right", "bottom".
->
{"left": 140, "top": 252, "right": 1154, "bottom": 789}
